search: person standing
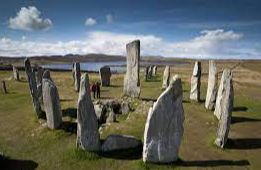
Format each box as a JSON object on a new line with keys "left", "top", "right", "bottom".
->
{"left": 91, "top": 82, "right": 96, "bottom": 99}
{"left": 96, "top": 82, "right": 101, "bottom": 99}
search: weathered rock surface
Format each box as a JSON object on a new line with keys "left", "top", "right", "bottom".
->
{"left": 143, "top": 75, "right": 184, "bottom": 163}
{"left": 1, "top": 80, "right": 7, "bottom": 94}
{"left": 102, "top": 134, "right": 142, "bottom": 152}
{"left": 162, "top": 65, "right": 170, "bottom": 89}
{"left": 99, "top": 66, "right": 111, "bottom": 86}
{"left": 214, "top": 69, "right": 233, "bottom": 148}
{"left": 12, "top": 66, "right": 19, "bottom": 81}
{"left": 214, "top": 69, "right": 234, "bottom": 120}
{"left": 36, "top": 66, "right": 44, "bottom": 110}
{"left": 24, "top": 58, "right": 44, "bottom": 118}
{"left": 74, "top": 62, "right": 81, "bottom": 92}
{"left": 106, "top": 109, "right": 116, "bottom": 123}
{"left": 76, "top": 73, "right": 101, "bottom": 152}
{"left": 152, "top": 65, "right": 157, "bottom": 76}
{"left": 121, "top": 101, "right": 130, "bottom": 114}
{"left": 205, "top": 60, "right": 218, "bottom": 110}
{"left": 94, "top": 104, "right": 107, "bottom": 124}
{"left": 145, "top": 66, "right": 150, "bottom": 81}
{"left": 42, "top": 73, "right": 62, "bottom": 129}
{"left": 190, "top": 61, "right": 201, "bottom": 102}
{"left": 123, "top": 40, "right": 141, "bottom": 98}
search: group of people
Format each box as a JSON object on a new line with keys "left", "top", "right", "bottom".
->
{"left": 91, "top": 82, "right": 101, "bottom": 99}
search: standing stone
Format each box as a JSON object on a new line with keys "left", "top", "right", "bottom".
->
{"left": 152, "top": 65, "right": 157, "bottom": 76}
{"left": 205, "top": 60, "right": 218, "bottom": 110}
{"left": 36, "top": 66, "right": 44, "bottom": 110}
{"left": 123, "top": 40, "right": 141, "bottom": 98}
{"left": 190, "top": 61, "right": 201, "bottom": 102}
{"left": 99, "top": 66, "right": 111, "bottom": 86}
{"left": 24, "top": 58, "right": 44, "bottom": 118}
{"left": 121, "top": 101, "right": 130, "bottom": 114}
{"left": 74, "top": 62, "right": 81, "bottom": 92}
{"left": 1, "top": 80, "right": 7, "bottom": 94}
{"left": 12, "top": 66, "right": 19, "bottom": 81}
{"left": 214, "top": 70, "right": 233, "bottom": 148}
{"left": 106, "top": 109, "right": 116, "bottom": 123}
{"left": 145, "top": 66, "right": 149, "bottom": 80}
{"left": 76, "top": 73, "right": 101, "bottom": 152}
{"left": 162, "top": 66, "right": 170, "bottom": 89}
{"left": 143, "top": 75, "right": 184, "bottom": 163}
{"left": 148, "top": 66, "right": 153, "bottom": 79}
{"left": 72, "top": 63, "right": 75, "bottom": 84}
{"left": 214, "top": 69, "right": 234, "bottom": 120}
{"left": 42, "top": 71, "right": 62, "bottom": 129}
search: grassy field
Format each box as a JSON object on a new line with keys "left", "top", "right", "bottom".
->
{"left": 0, "top": 60, "right": 261, "bottom": 170}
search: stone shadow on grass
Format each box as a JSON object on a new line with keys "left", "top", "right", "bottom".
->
{"left": 99, "top": 144, "right": 143, "bottom": 160}
{"left": 233, "top": 106, "right": 248, "bottom": 112}
{"left": 151, "top": 158, "right": 250, "bottom": 167}
{"left": 225, "top": 138, "right": 261, "bottom": 150}
{"left": 141, "top": 97, "right": 157, "bottom": 102}
{"left": 231, "top": 116, "right": 261, "bottom": 124}
{"left": 62, "top": 108, "right": 77, "bottom": 118}
{"left": 60, "top": 121, "right": 77, "bottom": 134}
{"left": 0, "top": 155, "right": 38, "bottom": 170}
{"left": 175, "top": 159, "right": 250, "bottom": 167}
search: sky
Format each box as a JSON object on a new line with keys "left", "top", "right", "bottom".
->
{"left": 0, "top": 0, "right": 261, "bottom": 59}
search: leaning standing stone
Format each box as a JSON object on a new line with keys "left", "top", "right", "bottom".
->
{"left": 205, "top": 60, "right": 218, "bottom": 110}
{"left": 214, "top": 69, "right": 233, "bottom": 148}
{"left": 42, "top": 72, "right": 62, "bottom": 129}
{"left": 76, "top": 73, "right": 101, "bottom": 152}
{"left": 190, "top": 61, "right": 201, "bottom": 102}
{"left": 24, "top": 58, "right": 44, "bottom": 118}
{"left": 123, "top": 40, "right": 141, "bottom": 98}
{"left": 143, "top": 75, "right": 184, "bottom": 163}
{"left": 162, "top": 65, "right": 170, "bottom": 89}
{"left": 214, "top": 69, "right": 234, "bottom": 120}
{"left": 74, "top": 62, "right": 81, "bottom": 92}
{"left": 99, "top": 66, "right": 111, "bottom": 86}
{"left": 12, "top": 66, "right": 19, "bottom": 81}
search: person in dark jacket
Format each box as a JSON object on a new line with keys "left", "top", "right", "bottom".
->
{"left": 91, "top": 83, "right": 96, "bottom": 98}
{"left": 96, "top": 81, "right": 101, "bottom": 99}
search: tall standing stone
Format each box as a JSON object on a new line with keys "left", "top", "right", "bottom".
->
{"left": 143, "top": 75, "right": 184, "bottom": 163}
{"left": 24, "top": 58, "right": 44, "bottom": 118}
{"left": 214, "top": 69, "right": 234, "bottom": 148}
{"left": 72, "top": 63, "right": 75, "bottom": 84}
{"left": 74, "top": 62, "right": 81, "bottom": 92}
{"left": 152, "top": 65, "right": 157, "bottom": 76}
{"left": 12, "top": 66, "right": 19, "bottom": 81}
{"left": 1, "top": 80, "right": 7, "bottom": 94}
{"left": 205, "top": 60, "right": 218, "bottom": 110}
{"left": 99, "top": 66, "right": 111, "bottom": 86}
{"left": 42, "top": 71, "right": 62, "bottom": 129}
{"left": 123, "top": 40, "right": 141, "bottom": 98}
{"left": 214, "top": 69, "right": 234, "bottom": 120}
{"left": 190, "top": 61, "right": 201, "bottom": 102}
{"left": 145, "top": 66, "right": 150, "bottom": 81}
{"left": 76, "top": 73, "right": 101, "bottom": 152}
{"left": 148, "top": 66, "right": 153, "bottom": 79}
{"left": 162, "top": 66, "right": 170, "bottom": 89}
{"left": 36, "top": 66, "right": 44, "bottom": 110}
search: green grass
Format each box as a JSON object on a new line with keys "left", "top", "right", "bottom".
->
{"left": 0, "top": 64, "right": 261, "bottom": 170}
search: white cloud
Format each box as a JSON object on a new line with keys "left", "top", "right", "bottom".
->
{"left": 85, "top": 18, "right": 97, "bottom": 26}
{"left": 106, "top": 14, "right": 113, "bottom": 23}
{"left": 0, "top": 29, "right": 259, "bottom": 59}
{"left": 8, "top": 6, "right": 52, "bottom": 31}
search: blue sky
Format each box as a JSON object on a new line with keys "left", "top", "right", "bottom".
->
{"left": 0, "top": 0, "right": 261, "bottom": 58}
